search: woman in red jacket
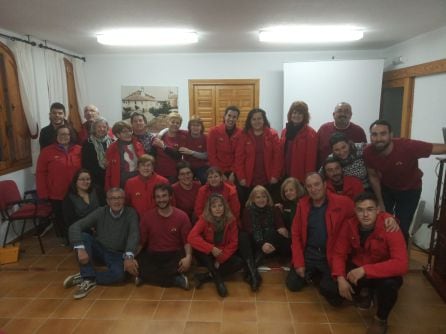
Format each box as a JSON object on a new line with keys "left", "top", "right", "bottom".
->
{"left": 36, "top": 125, "right": 82, "bottom": 241}
{"left": 234, "top": 108, "right": 283, "bottom": 206}
{"left": 281, "top": 101, "right": 317, "bottom": 183}
{"left": 188, "top": 193, "right": 243, "bottom": 297}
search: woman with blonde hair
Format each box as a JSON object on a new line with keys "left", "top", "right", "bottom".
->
{"left": 239, "top": 185, "right": 291, "bottom": 291}
{"left": 188, "top": 194, "right": 243, "bottom": 297}
{"left": 278, "top": 177, "right": 306, "bottom": 230}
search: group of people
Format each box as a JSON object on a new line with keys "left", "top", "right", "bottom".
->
{"left": 34, "top": 101, "right": 446, "bottom": 334}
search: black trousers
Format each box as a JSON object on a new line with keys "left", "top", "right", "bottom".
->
{"left": 137, "top": 249, "right": 184, "bottom": 287}
{"left": 354, "top": 274, "right": 403, "bottom": 320}
{"left": 286, "top": 256, "right": 342, "bottom": 305}
{"left": 194, "top": 251, "right": 244, "bottom": 277}
{"left": 238, "top": 230, "right": 291, "bottom": 263}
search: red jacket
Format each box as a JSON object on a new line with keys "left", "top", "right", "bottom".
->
{"left": 331, "top": 212, "right": 408, "bottom": 279}
{"left": 207, "top": 124, "right": 241, "bottom": 173}
{"left": 124, "top": 173, "right": 168, "bottom": 218}
{"left": 36, "top": 144, "right": 82, "bottom": 200}
{"left": 194, "top": 182, "right": 240, "bottom": 222}
{"left": 234, "top": 128, "right": 283, "bottom": 186}
{"left": 326, "top": 175, "right": 364, "bottom": 200}
{"left": 187, "top": 217, "right": 238, "bottom": 263}
{"left": 291, "top": 192, "right": 355, "bottom": 269}
{"left": 281, "top": 125, "right": 317, "bottom": 182}
{"left": 105, "top": 138, "right": 145, "bottom": 190}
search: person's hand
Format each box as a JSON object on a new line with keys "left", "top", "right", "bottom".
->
{"left": 228, "top": 173, "right": 236, "bottom": 184}
{"left": 337, "top": 276, "right": 354, "bottom": 301}
{"left": 239, "top": 179, "right": 247, "bottom": 187}
{"left": 77, "top": 248, "right": 89, "bottom": 265}
{"left": 178, "top": 254, "right": 192, "bottom": 273}
{"left": 152, "top": 138, "right": 165, "bottom": 149}
{"left": 296, "top": 267, "right": 305, "bottom": 278}
{"left": 277, "top": 227, "right": 289, "bottom": 238}
{"left": 384, "top": 216, "right": 400, "bottom": 232}
{"left": 211, "top": 247, "right": 222, "bottom": 258}
{"left": 124, "top": 258, "right": 139, "bottom": 276}
{"left": 178, "top": 147, "right": 193, "bottom": 155}
{"left": 270, "top": 177, "right": 278, "bottom": 184}
{"left": 214, "top": 261, "right": 220, "bottom": 269}
{"left": 102, "top": 158, "right": 109, "bottom": 168}
{"left": 275, "top": 203, "right": 284, "bottom": 212}
{"left": 262, "top": 242, "right": 275, "bottom": 254}
{"left": 347, "top": 267, "right": 365, "bottom": 285}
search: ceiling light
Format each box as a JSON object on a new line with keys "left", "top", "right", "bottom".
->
{"left": 97, "top": 28, "right": 198, "bottom": 46}
{"left": 259, "top": 26, "right": 364, "bottom": 43}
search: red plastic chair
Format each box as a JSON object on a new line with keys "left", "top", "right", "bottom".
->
{"left": 0, "top": 180, "right": 54, "bottom": 254}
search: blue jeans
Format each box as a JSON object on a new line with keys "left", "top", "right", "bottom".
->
{"left": 382, "top": 186, "right": 422, "bottom": 241}
{"left": 79, "top": 232, "right": 125, "bottom": 285}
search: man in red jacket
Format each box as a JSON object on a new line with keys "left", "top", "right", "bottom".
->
{"left": 322, "top": 157, "right": 364, "bottom": 200}
{"left": 332, "top": 192, "right": 408, "bottom": 334}
{"left": 286, "top": 172, "right": 355, "bottom": 306}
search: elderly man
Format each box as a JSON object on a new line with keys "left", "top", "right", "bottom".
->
{"left": 63, "top": 188, "right": 139, "bottom": 299}
{"left": 332, "top": 192, "right": 408, "bottom": 334}
{"left": 39, "top": 102, "right": 78, "bottom": 149}
{"left": 322, "top": 157, "right": 364, "bottom": 200}
{"left": 136, "top": 183, "right": 192, "bottom": 289}
{"left": 207, "top": 105, "right": 242, "bottom": 180}
{"left": 364, "top": 119, "right": 446, "bottom": 240}
{"left": 317, "top": 102, "right": 367, "bottom": 166}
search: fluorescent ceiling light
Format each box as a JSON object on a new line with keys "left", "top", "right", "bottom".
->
{"left": 97, "top": 28, "right": 198, "bottom": 46}
{"left": 259, "top": 26, "right": 364, "bottom": 43}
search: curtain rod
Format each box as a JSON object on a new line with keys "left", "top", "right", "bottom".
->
{"left": 0, "top": 32, "right": 86, "bottom": 62}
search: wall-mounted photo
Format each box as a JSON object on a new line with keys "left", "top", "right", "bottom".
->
{"left": 122, "top": 86, "right": 178, "bottom": 133}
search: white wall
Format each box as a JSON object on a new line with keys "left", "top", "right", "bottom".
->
{"left": 382, "top": 25, "right": 446, "bottom": 222}
{"left": 84, "top": 50, "right": 381, "bottom": 132}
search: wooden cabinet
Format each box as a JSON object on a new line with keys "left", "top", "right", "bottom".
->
{"left": 425, "top": 157, "right": 446, "bottom": 301}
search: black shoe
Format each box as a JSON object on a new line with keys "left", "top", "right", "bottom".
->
{"left": 215, "top": 281, "right": 228, "bottom": 297}
{"left": 250, "top": 272, "right": 262, "bottom": 292}
{"left": 194, "top": 272, "right": 212, "bottom": 289}
{"left": 173, "top": 274, "right": 190, "bottom": 290}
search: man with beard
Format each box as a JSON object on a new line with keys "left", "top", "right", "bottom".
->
{"left": 364, "top": 120, "right": 446, "bottom": 240}
{"left": 136, "top": 183, "right": 192, "bottom": 289}
{"left": 39, "top": 102, "right": 78, "bottom": 149}
{"left": 323, "top": 157, "right": 364, "bottom": 200}
{"left": 207, "top": 105, "right": 242, "bottom": 181}
{"left": 317, "top": 102, "right": 367, "bottom": 167}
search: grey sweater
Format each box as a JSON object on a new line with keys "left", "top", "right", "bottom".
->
{"left": 68, "top": 206, "right": 139, "bottom": 254}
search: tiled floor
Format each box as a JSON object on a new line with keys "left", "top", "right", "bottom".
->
{"left": 1, "top": 231, "right": 445, "bottom": 334}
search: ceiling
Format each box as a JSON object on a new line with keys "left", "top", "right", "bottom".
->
{"left": 1, "top": 0, "right": 445, "bottom": 55}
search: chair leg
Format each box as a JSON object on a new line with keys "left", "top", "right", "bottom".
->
{"left": 3, "top": 221, "right": 11, "bottom": 247}
{"left": 32, "top": 218, "right": 45, "bottom": 254}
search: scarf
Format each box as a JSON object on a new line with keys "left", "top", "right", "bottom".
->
{"left": 250, "top": 204, "right": 275, "bottom": 244}
{"left": 90, "top": 135, "right": 113, "bottom": 169}
{"left": 285, "top": 122, "right": 304, "bottom": 141}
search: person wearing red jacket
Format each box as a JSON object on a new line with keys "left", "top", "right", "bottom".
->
{"left": 332, "top": 192, "right": 408, "bottom": 334}
{"left": 322, "top": 157, "right": 364, "bottom": 200}
{"left": 281, "top": 101, "right": 318, "bottom": 183}
{"left": 234, "top": 108, "right": 283, "bottom": 206}
{"left": 194, "top": 167, "right": 240, "bottom": 223}
{"left": 105, "top": 121, "right": 144, "bottom": 190}
{"left": 286, "top": 173, "right": 355, "bottom": 305}
{"left": 124, "top": 154, "right": 168, "bottom": 218}
{"left": 207, "top": 106, "right": 241, "bottom": 180}
{"left": 188, "top": 193, "right": 243, "bottom": 297}
{"left": 36, "top": 125, "right": 82, "bottom": 240}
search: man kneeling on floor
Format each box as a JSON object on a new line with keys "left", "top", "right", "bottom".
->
{"left": 63, "top": 187, "right": 139, "bottom": 299}
{"left": 136, "top": 183, "right": 193, "bottom": 289}
{"left": 332, "top": 192, "right": 408, "bottom": 334}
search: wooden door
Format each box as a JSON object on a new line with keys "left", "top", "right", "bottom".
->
{"left": 189, "top": 79, "right": 259, "bottom": 132}
{"left": 64, "top": 58, "right": 82, "bottom": 133}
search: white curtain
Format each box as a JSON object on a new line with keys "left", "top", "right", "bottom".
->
{"left": 73, "top": 58, "right": 89, "bottom": 122}
{"left": 10, "top": 42, "right": 39, "bottom": 137}
{"left": 44, "top": 51, "right": 68, "bottom": 112}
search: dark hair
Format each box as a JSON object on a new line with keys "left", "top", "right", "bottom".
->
{"left": 188, "top": 116, "right": 205, "bottom": 134}
{"left": 354, "top": 191, "right": 378, "bottom": 205}
{"left": 322, "top": 156, "right": 342, "bottom": 172}
{"left": 176, "top": 160, "right": 192, "bottom": 175}
{"left": 224, "top": 105, "right": 240, "bottom": 117}
{"left": 369, "top": 119, "right": 392, "bottom": 133}
{"left": 304, "top": 172, "right": 324, "bottom": 184}
{"left": 154, "top": 183, "right": 173, "bottom": 196}
{"left": 50, "top": 102, "right": 66, "bottom": 114}
{"left": 130, "top": 111, "right": 148, "bottom": 125}
{"left": 287, "top": 101, "right": 310, "bottom": 124}
{"left": 244, "top": 108, "right": 270, "bottom": 132}
{"left": 69, "top": 168, "right": 93, "bottom": 194}
{"left": 329, "top": 132, "right": 349, "bottom": 147}
{"left": 206, "top": 166, "right": 224, "bottom": 177}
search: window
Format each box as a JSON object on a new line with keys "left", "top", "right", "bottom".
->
{"left": 0, "top": 42, "right": 32, "bottom": 175}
